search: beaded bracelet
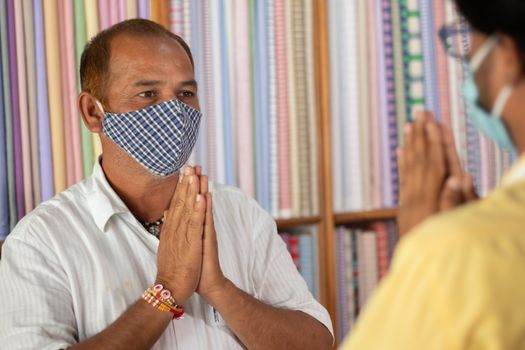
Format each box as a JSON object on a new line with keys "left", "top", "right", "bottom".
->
{"left": 142, "top": 284, "right": 185, "bottom": 319}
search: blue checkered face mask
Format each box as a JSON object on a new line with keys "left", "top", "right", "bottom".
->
{"left": 97, "top": 98, "right": 202, "bottom": 177}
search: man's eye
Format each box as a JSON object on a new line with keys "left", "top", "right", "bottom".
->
{"left": 138, "top": 91, "right": 157, "bottom": 98}
{"left": 178, "top": 90, "right": 195, "bottom": 98}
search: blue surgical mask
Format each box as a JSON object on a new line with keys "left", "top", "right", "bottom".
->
{"left": 97, "top": 98, "right": 202, "bottom": 177}
{"left": 462, "top": 35, "right": 515, "bottom": 151}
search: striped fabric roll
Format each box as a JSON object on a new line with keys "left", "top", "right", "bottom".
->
{"left": 382, "top": 0, "right": 399, "bottom": 206}
{"left": 328, "top": 0, "right": 343, "bottom": 212}
{"left": 16, "top": 1, "right": 36, "bottom": 211}
{"left": 125, "top": 0, "right": 137, "bottom": 19}
{"left": 291, "top": 0, "right": 311, "bottom": 217}
{"left": 201, "top": 0, "right": 216, "bottom": 182}
{"left": 58, "top": 0, "right": 75, "bottom": 188}
{"left": 419, "top": 0, "right": 440, "bottom": 119}
{"left": 0, "top": 1, "right": 8, "bottom": 238}
{"left": 33, "top": 0, "right": 54, "bottom": 201}
{"left": 366, "top": 0, "right": 382, "bottom": 208}
{"left": 170, "top": 0, "right": 184, "bottom": 35}
{"left": 234, "top": 0, "right": 255, "bottom": 198}
{"left": 74, "top": 0, "right": 94, "bottom": 178}
{"left": 267, "top": 0, "right": 279, "bottom": 217}
{"left": 43, "top": 0, "right": 67, "bottom": 194}
{"left": 255, "top": 0, "right": 271, "bottom": 211}
{"left": 356, "top": 0, "right": 371, "bottom": 210}
{"left": 304, "top": 0, "right": 318, "bottom": 215}
{"left": 285, "top": 0, "right": 299, "bottom": 217}
{"left": 84, "top": 0, "right": 102, "bottom": 160}
{"left": 22, "top": 1, "right": 40, "bottom": 207}
{"left": 274, "top": 0, "right": 292, "bottom": 217}
{"left": 97, "top": 0, "right": 110, "bottom": 30}
{"left": 219, "top": 0, "right": 235, "bottom": 187}
{"left": 400, "top": 0, "right": 425, "bottom": 119}
{"left": 433, "top": 0, "right": 452, "bottom": 127}
{"left": 373, "top": 0, "right": 392, "bottom": 208}
{"left": 7, "top": 0, "right": 26, "bottom": 219}
{"left": 1, "top": 0, "right": 17, "bottom": 231}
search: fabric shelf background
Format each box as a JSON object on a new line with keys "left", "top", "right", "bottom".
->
{"left": 335, "top": 222, "right": 398, "bottom": 343}
{"left": 279, "top": 226, "right": 320, "bottom": 299}
{"left": 328, "top": 0, "right": 515, "bottom": 214}
{"left": 0, "top": 0, "right": 320, "bottom": 239}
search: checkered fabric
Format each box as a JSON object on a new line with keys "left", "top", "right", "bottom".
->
{"left": 102, "top": 99, "right": 202, "bottom": 176}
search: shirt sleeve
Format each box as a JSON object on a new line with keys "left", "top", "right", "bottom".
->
{"left": 0, "top": 231, "right": 77, "bottom": 349}
{"left": 341, "top": 219, "right": 524, "bottom": 350}
{"left": 250, "top": 208, "right": 334, "bottom": 337}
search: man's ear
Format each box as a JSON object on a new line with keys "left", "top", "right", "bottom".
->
{"left": 78, "top": 92, "right": 105, "bottom": 133}
{"left": 499, "top": 34, "right": 523, "bottom": 83}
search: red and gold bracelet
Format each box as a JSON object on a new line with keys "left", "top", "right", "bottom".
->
{"left": 142, "top": 284, "right": 185, "bottom": 319}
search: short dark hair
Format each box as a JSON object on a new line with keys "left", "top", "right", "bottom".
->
{"left": 80, "top": 18, "right": 194, "bottom": 102}
{"left": 455, "top": 0, "right": 525, "bottom": 65}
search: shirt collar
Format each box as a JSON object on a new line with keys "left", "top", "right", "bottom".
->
{"left": 86, "top": 157, "right": 130, "bottom": 232}
{"left": 501, "top": 154, "right": 525, "bottom": 188}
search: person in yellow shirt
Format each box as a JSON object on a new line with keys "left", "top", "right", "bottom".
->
{"left": 342, "top": 0, "right": 525, "bottom": 349}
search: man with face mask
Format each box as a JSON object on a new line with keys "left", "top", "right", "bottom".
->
{"left": 342, "top": 0, "right": 525, "bottom": 349}
{"left": 0, "top": 19, "right": 333, "bottom": 350}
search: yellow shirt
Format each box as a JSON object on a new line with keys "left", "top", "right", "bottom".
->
{"left": 342, "top": 158, "right": 525, "bottom": 350}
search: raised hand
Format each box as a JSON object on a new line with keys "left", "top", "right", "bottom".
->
{"left": 155, "top": 166, "right": 206, "bottom": 305}
{"left": 193, "top": 166, "right": 228, "bottom": 304}
{"left": 397, "top": 112, "right": 479, "bottom": 237}
{"left": 397, "top": 112, "right": 447, "bottom": 236}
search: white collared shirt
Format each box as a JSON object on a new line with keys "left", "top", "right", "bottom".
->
{"left": 0, "top": 160, "right": 332, "bottom": 349}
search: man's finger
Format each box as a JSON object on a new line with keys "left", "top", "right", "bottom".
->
{"left": 402, "top": 123, "right": 414, "bottom": 172}
{"left": 185, "top": 193, "right": 206, "bottom": 243}
{"left": 397, "top": 147, "right": 406, "bottom": 190}
{"left": 440, "top": 177, "right": 463, "bottom": 211}
{"left": 441, "top": 124, "right": 463, "bottom": 177}
{"left": 166, "top": 166, "right": 194, "bottom": 228}
{"left": 203, "top": 193, "right": 217, "bottom": 249}
{"left": 462, "top": 175, "right": 479, "bottom": 202}
{"left": 426, "top": 120, "right": 446, "bottom": 181}
{"left": 200, "top": 175, "right": 209, "bottom": 195}
{"left": 178, "top": 173, "right": 199, "bottom": 227}
{"left": 413, "top": 111, "right": 428, "bottom": 162}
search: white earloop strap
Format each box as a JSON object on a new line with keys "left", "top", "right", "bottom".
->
{"left": 95, "top": 100, "right": 105, "bottom": 114}
{"left": 492, "top": 85, "right": 514, "bottom": 118}
{"left": 470, "top": 35, "right": 499, "bottom": 72}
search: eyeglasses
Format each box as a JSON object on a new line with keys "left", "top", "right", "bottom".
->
{"left": 438, "top": 21, "right": 472, "bottom": 60}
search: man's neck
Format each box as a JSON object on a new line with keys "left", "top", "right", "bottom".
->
{"left": 100, "top": 154, "right": 179, "bottom": 223}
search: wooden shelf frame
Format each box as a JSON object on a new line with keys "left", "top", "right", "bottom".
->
{"left": 313, "top": 0, "right": 337, "bottom": 334}
{"left": 334, "top": 208, "right": 398, "bottom": 224}
{"left": 276, "top": 216, "right": 322, "bottom": 230}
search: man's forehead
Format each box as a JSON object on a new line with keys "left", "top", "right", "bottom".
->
{"left": 108, "top": 33, "right": 192, "bottom": 74}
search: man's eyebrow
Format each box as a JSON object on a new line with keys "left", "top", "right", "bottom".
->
{"left": 178, "top": 79, "right": 198, "bottom": 88}
{"left": 130, "top": 79, "right": 198, "bottom": 88}
{"left": 132, "top": 80, "right": 163, "bottom": 87}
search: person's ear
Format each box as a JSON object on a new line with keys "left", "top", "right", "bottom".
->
{"left": 78, "top": 92, "right": 105, "bottom": 133}
{"left": 499, "top": 35, "right": 523, "bottom": 83}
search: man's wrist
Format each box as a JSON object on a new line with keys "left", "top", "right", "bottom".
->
{"left": 144, "top": 284, "right": 185, "bottom": 317}
{"left": 154, "top": 277, "right": 191, "bottom": 306}
{"left": 139, "top": 298, "right": 174, "bottom": 322}
{"left": 201, "top": 278, "right": 235, "bottom": 308}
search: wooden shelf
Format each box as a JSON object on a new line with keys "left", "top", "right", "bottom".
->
{"left": 276, "top": 216, "right": 322, "bottom": 229}
{"left": 334, "top": 208, "right": 398, "bottom": 224}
